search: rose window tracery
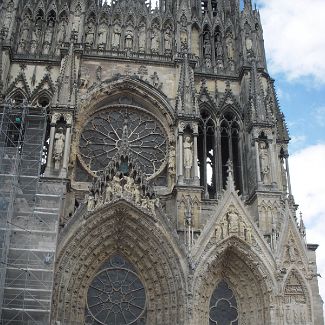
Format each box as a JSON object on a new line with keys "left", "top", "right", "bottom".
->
{"left": 209, "top": 280, "right": 238, "bottom": 325}
{"left": 85, "top": 255, "right": 146, "bottom": 325}
{"left": 79, "top": 107, "right": 167, "bottom": 177}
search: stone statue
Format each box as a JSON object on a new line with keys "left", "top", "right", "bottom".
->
{"left": 85, "top": 21, "right": 95, "bottom": 46}
{"left": 30, "top": 26, "right": 41, "bottom": 54}
{"left": 53, "top": 127, "right": 65, "bottom": 170}
{"left": 164, "top": 27, "right": 172, "bottom": 53}
{"left": 98, "top": 23, "right": 107, "bottom": 48}
{"left": 112, "top": 23, "right": 121, "bottom": 50}
{"left": 226, "top": 33, "right": 235, "bottom": 60}
{"left": 203, "top": 34, "right": 211, "bottom": 57}
{"left": 124, "top": 175, "right": 135, "bottom": 193}
{"left": 43, "top": 20, "right": 54, "bottom": 54}
{"left": 259, "top": 142, "right": 271, "bottom": 184}
{"left": 125, "top": 26, "right": 134, "bottom": 50}
{"left": 245, "top": 36, "right": 253, "bottom": 51}
{"left": 87, "top": 193, "right": 95, "bottom": 211}
{"left": 72, "top": 4, "right": 81, "bottom": 34}
{"left": 57, "top": 20, "right": 67, "bottom": 45}
{"left": 215, "top": 33, "right": 223, "bottom": 58}
{"left": 105, "top": 183, "right": 113, "bottom": 202}
{"left": 134, "top": 185, "right": 141, "bottom": 204}
{"left": 151, "top": 27, "right": 160, "bottom": 53}
{"left": 227, "top": 206, "right": 239, "bottom": 234}
{"left": 3, "top": 0, "right": 14, "bottom": 32}
{"left": 113, "top": 174, "right": 122, "bottom": 195}
{"left": 151, "top": 72, "right": 160, "bottom": 88}
{"left": 138, "top": 23, "right": 146, "bottom": 52}
{"left": 168, "top": 146, "right": 176, "bottom": 188}
{"left": 184, "top": 136, "right": 193, "bottom": 178}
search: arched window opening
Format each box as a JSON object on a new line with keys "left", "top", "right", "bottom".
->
{"left": 201, "top": 0, "right": 208, "bottom": 14}
{"left": 211, "top": 0, "right": 218, "bottom": 16}
{"left": 220, "top": 112, "right": 242, "bottom": 193}
{"left": 198, "top": 109, "right": 216, "bottom": 199}
{"left": 209, "top": 280, "right": 238, "bottom": 325}
{"left": 85, "top": 254, "right": 147, "bottom": 325}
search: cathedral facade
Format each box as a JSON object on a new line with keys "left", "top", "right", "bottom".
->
{"left": 0, "top": 0, "right": 324, "bottom": 324}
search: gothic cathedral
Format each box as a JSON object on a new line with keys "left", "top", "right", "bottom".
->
{"left": 0, "top": 0, "right": 324, "bottom": 324}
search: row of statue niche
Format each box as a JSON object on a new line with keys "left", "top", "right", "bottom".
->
{"left": 87, "top": 172, "right": 159, "bottom": 215}
{"left": 203, "top": 31, "right": 235, "bottom": 60}
{"left": 215, "top": 205, "right": 252, "bottom": 243}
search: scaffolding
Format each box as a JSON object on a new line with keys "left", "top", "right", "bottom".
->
{"left": 0, "top": 102, "right": 62, "bottom": 324}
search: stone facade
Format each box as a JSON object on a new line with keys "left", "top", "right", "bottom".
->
{"left": 0, "top": 0, "right": 324, "bottom": 324}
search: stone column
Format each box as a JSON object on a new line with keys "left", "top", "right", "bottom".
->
{"left": 255, "top": 140, "right": 262, "bottom": 184}
{"left": 47, "top": 123, "right": 56, "bottom": 170}
{"left": 193, "top": 124, "right": 199, "bottom": 185}
{"left": 285, "top": 154, "right": 292, "bottom": 196}
{"left": 178, "top": 127, "right": 184, "bottom": 182}
{"left": 62, "top": 114, "right": 73, "bottom": 174}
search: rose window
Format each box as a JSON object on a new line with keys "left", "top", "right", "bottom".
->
{"left": 209, "top": 280, "right": 238, "bottom": 325}
{"left": 79, "top": 107, "right": 167, "bottom": 177}
{"left": 85, "top": 255, "right": 146, "bottom": 325}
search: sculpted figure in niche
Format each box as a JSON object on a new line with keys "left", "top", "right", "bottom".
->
{"left": 4, "top": 0, "right": 14, "bottom": 32}
{"left": 43, "top": 20, "right": 54, "bottom": 54}
{"left": 85, "top": 20, "right": 95, "bottom": 46}
{"left": 138, "top": 22, "right": 146, "bottom": 52}
{"left": 168, "top": 145, "right": 176, "bottom": 188}
{"left": 215, "top": 33, "right": 223, "bottom": 58}
{"left": 124, "top": 175, "right": 135, "bottom": 193}
{"left": 184, "top": 136, "right": 193, "bottom": 178}
{"left": 53, "top": 127, "right": 65, "bottom": 170}
{"left": 259, "top": 141, "right": 271, "bottom": 184}
{"left": 125, "top": 26, "right": 134, "bottom": 50}
{"left": 113, "top": 173, "right": 122, "bottom": 195}
{"left": 98, "top": 23, "right": 107, "bottom": 49}
{"left": 18, "top": 24, "right": 28, "bottom": 52}
{"left": 203, "top": 33, "right": 211, "bottom": 57}
{"left": 112, "top": 22, "right": 122, "bottom": 50}
{"left": 151, "top": 26, "right": 160, "bottom": 53}
{"left": 227, "top": 206, "right": 239, "bottom": 234}
{"left": 72, "top": 6, "right": 81, "bottom": 34}
{"left": 30, "top": 26, "right": 41, "bottom": 54}
{"left": 226, "top": 32, "right": 235, "bottom": 60}
{"left": 87, "top": 193, "right": 95, "bottom": 211}
{"left": 164, "top": 26, "right": 172, "bottom": 53}
{"left": 134, "top": 185, "right": 141, "bottom": 204}
{"left": 105, "top": 182, "right": 113, "bottom": 202}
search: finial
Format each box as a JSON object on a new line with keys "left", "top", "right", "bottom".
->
{"left": 225, "top": 159, "right": 236, "bottom": 192}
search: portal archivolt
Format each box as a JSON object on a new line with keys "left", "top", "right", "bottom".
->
{"left": 51, "top": 202, "right": 186, "bottom": 325}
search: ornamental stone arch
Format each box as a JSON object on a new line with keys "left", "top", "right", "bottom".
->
{"left": 191, "top": 237, "right": 275, "bottom": 325}
{"left": 282, "top": 267, "right": 313, "bottom": 324}
{"left": 73, "top": 77, "right": 175, "bottom": 180}
{"left": 51, "top": 200, "right": 187, "bottom": 325}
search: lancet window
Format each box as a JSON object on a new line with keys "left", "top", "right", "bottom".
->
{"left": 198, "top": 109, "right": 242, "bottom": 198}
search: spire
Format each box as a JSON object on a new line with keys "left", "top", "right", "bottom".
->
{"left": 176, "top": 50, "right": 198, "bottom": 116}
{"left": 54, "top": 33, "right": 78, "bottom": 106}
{"left": 225, "top": 159, "right": 236, "bottom": 192}
{"left": 299, "top": 212, "right": 306, "bottom": 239}
{"left": 248, "top": 58, "right": 267, "bottom": 123}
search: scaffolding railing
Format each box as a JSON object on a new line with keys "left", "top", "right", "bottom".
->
{"left": 0, "top": 102, "right": 63, "bottom": 324}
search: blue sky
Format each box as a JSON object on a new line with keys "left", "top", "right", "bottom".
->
{"left": 255, "top": 0, "right": 325, "bottom": 313}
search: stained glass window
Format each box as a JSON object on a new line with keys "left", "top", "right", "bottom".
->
{"left": 209, "top": 280, "right": 238, "bottom": 325}
{"left": 79, "top": 107, "right": 167, "bottom": 177}
{"left": 85, "top": 255, "right": 146, "bottom": 325}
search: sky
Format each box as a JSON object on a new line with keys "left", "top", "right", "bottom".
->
{"left": 255, "top": 0, "right": 325, "bottom": 314}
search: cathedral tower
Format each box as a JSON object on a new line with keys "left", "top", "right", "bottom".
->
{"left": 0, "top": 0, "right": 323, "bottom": 324}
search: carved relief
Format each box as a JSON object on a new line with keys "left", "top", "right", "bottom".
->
{"left": 215, "top": 205, "right": 252, "bottom": 244}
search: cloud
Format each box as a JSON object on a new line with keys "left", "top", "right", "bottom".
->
{"left": 313, "top": 106, "right": 325, "bottom": 127}
{"left": 257, "top": 0, "right": 325, "bottom": 83}
{"left": 290, "top": 144, "right": 325, "bottom": 311}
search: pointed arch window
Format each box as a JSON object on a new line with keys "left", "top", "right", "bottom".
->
{"left": 85, "top": 255, "right": 147, "bottom": 325}
{"left": 220, "top": 111, "right": 242, "bottom": 193}
{"left": 209, "top": 280, "right": 238, "bottom": 325}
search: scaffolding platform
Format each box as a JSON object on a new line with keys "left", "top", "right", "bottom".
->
{"left": 0, "top": 102, "right": 63, "bottom": 324}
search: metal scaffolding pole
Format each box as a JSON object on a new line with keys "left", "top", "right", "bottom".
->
{"left": 0, "top": 102, "right": 63, "bottom": 324}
